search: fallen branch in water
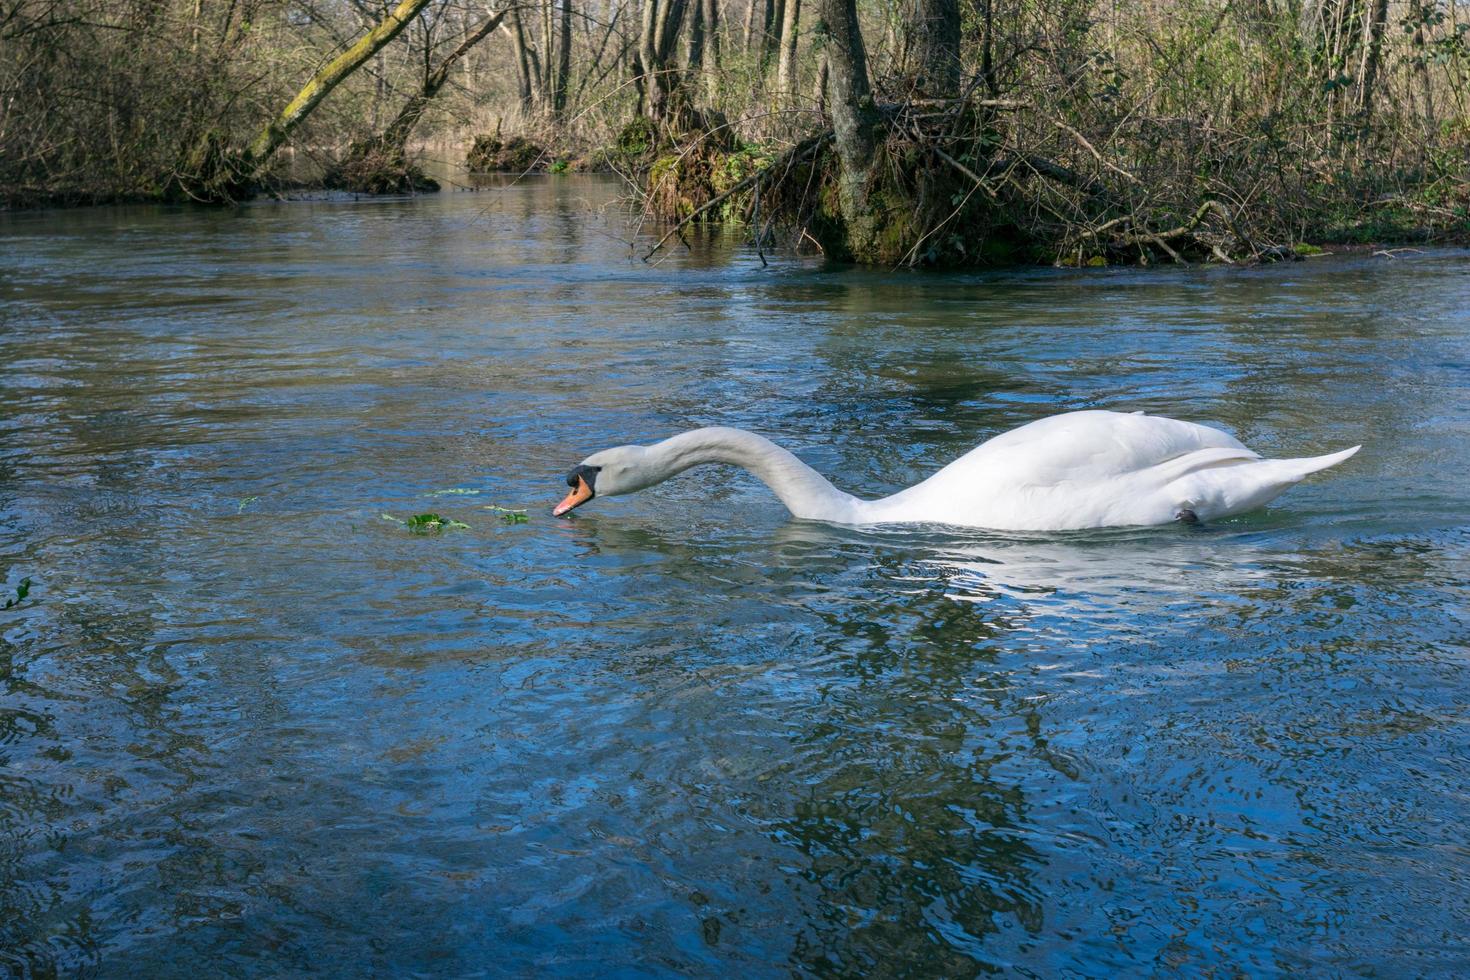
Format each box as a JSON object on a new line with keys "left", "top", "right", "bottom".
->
{"left": 1073, "top": 199, "right": 1254, "bottom": 264}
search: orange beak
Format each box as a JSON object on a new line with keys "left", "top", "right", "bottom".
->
{"left": 553, "top": 475, "right": 594, "bottom": 516}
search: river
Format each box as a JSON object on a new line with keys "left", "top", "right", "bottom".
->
{"left": 2, "top": 177, "right": 1468, "bottom": 974}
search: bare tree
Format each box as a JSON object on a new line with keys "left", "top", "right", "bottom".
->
{"left": 245, "top": 0, "right": 436, "bottom": 165}
{"left": 381, "top": 8, "right": 507, "bottom": 148}
{"left": 554, "top": 0, "right": 573, "bottom": 115}
{"left": 905, "top": 0, "right": 958, "bottom": 95}
{"left": 775, "top": 0, "right": 799, "bottom": 103}
{"left": 635, "top": 0, "right": 688, "bottom": 120}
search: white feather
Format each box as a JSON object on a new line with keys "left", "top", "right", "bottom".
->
{"left": 572, "top": 410, "right": 1361, "bottom": 531}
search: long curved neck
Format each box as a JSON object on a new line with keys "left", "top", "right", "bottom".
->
{"left": 641, "top": 427, "right": 869, "bottom": 522}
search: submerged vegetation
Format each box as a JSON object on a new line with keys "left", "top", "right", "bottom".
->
{"left": 379, "top": 500, "right": 528, "bottom": 529}
{"left": 383, "top": 513, "right": 471, "bottom": 532}
{"left": 2, "top": 0, "right": 1466, "bottom": 263}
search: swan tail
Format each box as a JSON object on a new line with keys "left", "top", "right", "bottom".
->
{"left": 1272, "top": 444, "right": 1362, "bottom": 480}
{"left": 1168, "top": 445, "right": 1361, "bottom": 520}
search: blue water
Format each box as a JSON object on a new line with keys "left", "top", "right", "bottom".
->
{"left": 2, "top": 179, "right": 1468, "bottom": 975}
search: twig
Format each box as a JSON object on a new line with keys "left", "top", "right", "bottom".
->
{"left": 933, "top": 147, "right": 998, "bottom": 199}
{"left": 997, "top": 151, "right": 1111, "bottom": 200}
{"left": 1146, "top": 232, "right": 1187, "bottom": 264}
{"left": 1110, "top": 200, "right": 1216, "bottom": 248}
{"left": 752, "top": 171, "right": 766, "bottom": 266}
{"left": 1050, "top": 116, "right": 1140, "bottom": 186}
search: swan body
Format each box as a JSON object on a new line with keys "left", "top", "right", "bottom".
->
{"left": 554, "top": 410, "right": 1360, "bottom": 531}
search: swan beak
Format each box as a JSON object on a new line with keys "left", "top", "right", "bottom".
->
{"left": 553, "top": 475, "right": 594, "bottom": 516}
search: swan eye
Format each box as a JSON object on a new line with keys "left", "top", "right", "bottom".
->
{"left": 564, "top": 464, "right": 601, "bottom": 489}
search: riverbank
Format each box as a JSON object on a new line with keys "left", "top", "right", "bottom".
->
{"left": 7, "top": 168, "right": 1465, "bottom": 271}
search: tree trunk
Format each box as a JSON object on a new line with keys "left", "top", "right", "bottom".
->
{"left": 815, "top": 0, "right": 878, "bottom": 230}
{"left": 762, "top": 0, "right": 780, "bottom": 68}
{"left": 813, "top": 48, "right": 829, "bottom": 118}
{"left": 979, "top": 0, "right": 995, "bottom": 95}
{"left": 1412, "top": 21, "right": 1435, "bottom": 132}
{"left": 554, "top": 0, "right": 572, "bottom": 115}
{"left": 702, "top": 0, "right": 721, "bottom": 98}
{"left": 506, "top": 4, "right": 543, "bottom": 109}
{"left": 775, "top": 0, "right": 799, "bottom": 102}
{"left": 638, "top": 0, "right": 659, "bottom": 114}
{"left": 542, "top": 0, "right": 555, "bottom": 99}
{"left": 1355, "top": 0, "right": 1387, "bottom": 119}
{"left": 243, "top": 0, "right": 435, "bottom": 169}
{"left": 904, "top": 0, "right": 959, "bottom": 95}
{"left": 743, "top": 0, "right": 758, "bottom": 52}
{"left": 686, "top": 0, "right": 706, "bottom": 74}
{"left": 656, "top": 0, "right": 689, "bottom": 60}
{"left": 814, "top": 0, "right": 969, "bottom": 263}
{"left": 704, "top": 0, "right": 721, "bottom": 66}
{"left": 638, "top": 0, "right": 689, "bottom": 120}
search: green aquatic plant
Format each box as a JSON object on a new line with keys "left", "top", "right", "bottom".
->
{"left": 425, "top": 488, "right": 481, "bottom": 496}
{"left": 485, "top": 505, "right": 528, "bottom": 524}
{"left": 237, "top": 496, "right": 260, "bottom": 512}
{"left": 381, "top": 513, "right": 469, "bottom": 532}
{"left": 4, "top": 577, "right": 32, "bottom": 609}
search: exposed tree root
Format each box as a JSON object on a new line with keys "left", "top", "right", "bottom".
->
{"left": 642, "top": 132, "right": 832, "bottom": 260}
{"left": 637, "top": 79, "right": 1436, "bottom": 267}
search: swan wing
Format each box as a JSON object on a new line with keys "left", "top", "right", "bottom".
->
{"left": 863, "top": 411, "right": 1357, "bottom": 529}
{"left": 941, "top": 410, "right": 1250, "bottom": 486}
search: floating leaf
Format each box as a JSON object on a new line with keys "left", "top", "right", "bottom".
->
{"left": 3, "top": 577, "right": 31, "bottom": 610}
{"left": 425, "top": 488, "right": 482, "bottom": 497}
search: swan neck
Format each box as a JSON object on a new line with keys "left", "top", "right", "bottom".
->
{"left": 645, "top": 428, "right": 865, "bottom": 522}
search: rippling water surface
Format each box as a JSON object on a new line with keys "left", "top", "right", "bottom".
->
{"left": 2, "top": 179, "right": 1468, "bottom": 975}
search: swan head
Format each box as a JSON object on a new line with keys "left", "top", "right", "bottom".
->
{"left": 551, "top": 445, "right": 654, "bottom": 516}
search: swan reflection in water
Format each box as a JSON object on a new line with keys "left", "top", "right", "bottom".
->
{"left": 549, "top": 512, "right": 1346, "bottom": 969}
{"left": 759, "top": 517, "right": 1287, "bottom": 625}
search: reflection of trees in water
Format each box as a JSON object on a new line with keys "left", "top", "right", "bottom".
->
{"left": 0, "top": 380, "right": 304, "bottom": 973}
{"left": 571, "top": 518, "right": 1049, "bottom": 970}
{"left": 0, "top": 530, "right": 329, "bottom": 973}
{"left": 1170, "top": 529, "right": 1467, "bottom": 827}
{"left": 771, "top": 543, "right": 1044, "bottom": 970}
{"left": 758, "top": 522, "right": 1294, "bottom": 971}
{"left": 0, "top": 587, "right": 176, "bottom": 970}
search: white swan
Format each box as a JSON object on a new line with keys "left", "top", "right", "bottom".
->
{"left": 552, "top": 410, "right": 1360, "bottom": 530}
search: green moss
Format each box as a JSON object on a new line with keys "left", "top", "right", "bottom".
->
{"left": 648, "top": 143, "right": 777, "bottom": 224}
{"left": 616, "top": 117, "right": 658, "bottom": 157}
{"left": 466, "top": 135, "right": 544, "bottom": 173}
{"left": 1293, "top": 242, "right": 1324, "bottom": 256}
{"left": 648, "top": 154, "right": 679, "bottom": 183}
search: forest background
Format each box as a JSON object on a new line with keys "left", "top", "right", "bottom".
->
{"left": 3, "top": 0, "right": 1467, "bottom": 264}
